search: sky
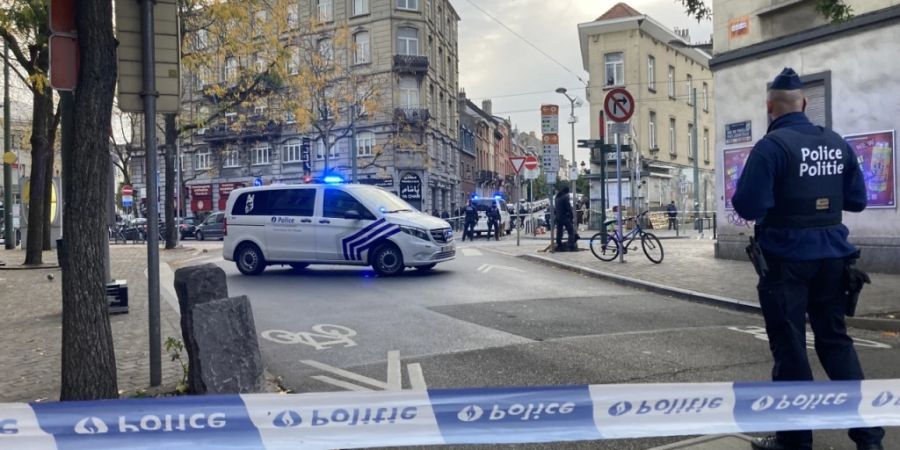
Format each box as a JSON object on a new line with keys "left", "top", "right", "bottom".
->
{"left": 452, "top": 0, "right": 713, "bottom": 167}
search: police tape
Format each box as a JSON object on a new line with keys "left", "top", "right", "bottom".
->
{"left": 2, "top": 380, "right": 900, "bottom": 449}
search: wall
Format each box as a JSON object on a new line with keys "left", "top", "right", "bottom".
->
{"left": 713, "top": 21, "right": 900, "bottom": 272}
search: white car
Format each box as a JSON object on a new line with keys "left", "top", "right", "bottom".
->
{"left": 223, "top": 183, "right": 455, "bottom": 276}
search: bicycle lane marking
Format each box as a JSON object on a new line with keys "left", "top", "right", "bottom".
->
{"left": 261, "top": 324, "right": 359, "bottom": 350}
{"left": 728, "top": 326, "right": 892, "bottom": 350}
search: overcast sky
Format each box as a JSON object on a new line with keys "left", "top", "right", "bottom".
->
{"left": 453, "top": 0, "right": 713, "bottom": 166}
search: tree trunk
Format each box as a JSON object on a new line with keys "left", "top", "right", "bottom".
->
{"left": 164, "top": 113, "right": 177, "bottom": 249}
{"left": 24, "top": 87, "right": 52, "bottom": 265}
{"left": 61, "top": 0, "right": 118, "bottom": 401}
{"left": 43, "top": 107, "right": 62, "bottom": 250}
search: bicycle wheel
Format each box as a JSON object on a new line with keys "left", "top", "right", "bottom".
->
{"left": 590, "top": 232, "right": 619, "bottom": 262}
{"left": 641, "top": 232, "right": 664, "bottom": 264}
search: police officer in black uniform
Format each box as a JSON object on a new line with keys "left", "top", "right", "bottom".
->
{"left": 462, "top": 199, "right": 478, "bottom": 242}
{"left": 487, "top": 203, "right": 501, "bottom": 240}
{"left": 733, "top": 68, "right": 884, "bottom": 450}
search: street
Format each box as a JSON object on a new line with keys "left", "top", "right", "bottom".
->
{"left": 181, "top": 239, "right": 900, "bottom": 450}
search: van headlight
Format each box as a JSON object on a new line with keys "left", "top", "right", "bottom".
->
{"left": 400, "top": 226, "right": 431, "bottom": 242}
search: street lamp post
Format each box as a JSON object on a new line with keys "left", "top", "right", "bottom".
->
{"left": 555, "top": 88, "right": 578, "bottom": 202}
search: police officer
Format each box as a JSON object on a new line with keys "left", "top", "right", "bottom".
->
{"left": 462, "top": 200, "right": 478, "bottom": 242}
{"left": 555, "top": 186, "right": 576, "bottom": 251}
{"left": 487, "top": 203, "right": 501, "bottom": 240}
{"left": 733, "top": 68, "right": 883, "bottom": 450}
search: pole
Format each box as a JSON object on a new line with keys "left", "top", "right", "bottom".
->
{"left": 515, "top": 174, "right": 520, "bottom": 247}
{"left": 104, "top": 155, "right": 114, "bottom": 283}
{"left": 350, "top": 106, "right": 358, "bottom": 183}
{"left": 3, "top": 42, "right": 13, "bottom": 249}
{"left": 569, "top": 99, "right": 576, "bottom": 209}
{"left": 692, "top": 88, "right": 700, "bottom": 237}
{"left": 176, "top": 139, "right": 181, "bottom": 245}
{"left": 141, "top": 0, "right": 162, "bottom": 387}
{"left": 616, "top": 132, "right": 624, "bottom": 263}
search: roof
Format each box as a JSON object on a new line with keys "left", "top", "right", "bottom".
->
{"left": 597, "top": 2, "right": 642, "bottom": 21}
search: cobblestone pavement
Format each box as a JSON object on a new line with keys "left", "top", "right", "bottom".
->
{"left": 0, "top": 245, "right": 202, "bottom": 403}
{"left": 490, "top": 238, "right": 900, "bottom": 317}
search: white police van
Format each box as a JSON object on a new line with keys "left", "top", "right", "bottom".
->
{"left": 470, "top": 197, "right": 510, "bottom": 237}
{"left": 223, "top": 183, "right": 455, "bottom": 276}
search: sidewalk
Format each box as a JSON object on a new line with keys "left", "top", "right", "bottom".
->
{"left": 0, "top": 245, "right": 200, "bottom": 402}
{"left": 491, "top": 238, "right": 900, "bottom": 329}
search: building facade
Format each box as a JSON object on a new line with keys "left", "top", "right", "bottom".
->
{"left": 711, "top": 0, "right": 900, "bottom": 272}
{"left": 578, "top": 2, "right": 716, "bottom": 228}
{"left": 132, "top": 0, "right": 461, "bottom": 217}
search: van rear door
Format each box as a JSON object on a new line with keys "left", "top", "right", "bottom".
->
{"left": 266, "top": 188, "right": 318, "bottom": 262}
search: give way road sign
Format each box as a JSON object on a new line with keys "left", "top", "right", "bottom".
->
{"left": 604, "top": 88, "right": 635, "bottom": 123}
{"left": 509, "top": 156, "right": 527, "bottom": 175}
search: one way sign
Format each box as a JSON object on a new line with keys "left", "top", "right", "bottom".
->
{"left": 604, "top": 88, "right": 635, "bottom": 123}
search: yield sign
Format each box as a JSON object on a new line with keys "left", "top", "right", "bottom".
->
{"left": 604, "top": 88, "right": 635, "bottom": 123}
{"left": 509, "top": 156, "right": 527, "bottom": 175}
{"left": 524, "top": 155, "right": 539, "bottom": 171}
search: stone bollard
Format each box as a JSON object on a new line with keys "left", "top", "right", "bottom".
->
{"left": 173, "top": 264, "right": 263, "bottom": 394}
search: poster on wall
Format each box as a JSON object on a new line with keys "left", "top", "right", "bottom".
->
{"left": 844, "top": 130, "right": 896, "bottom": 208}
{"left": 723, "top": 147, "right": 753, "bottom": 210}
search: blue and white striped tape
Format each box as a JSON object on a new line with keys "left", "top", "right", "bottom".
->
{"left": 2, "top": 380, "right": 899, "bottom": 449}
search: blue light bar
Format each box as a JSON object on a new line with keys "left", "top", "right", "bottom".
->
{"left": 323, "top": 175, "right": 344, "bottom": 184}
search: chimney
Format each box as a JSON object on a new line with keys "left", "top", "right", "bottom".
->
{"left": 482, "top": 99, "right": 492, "bottom": 115}
{"left": 674, "top": 27, "right": 691, "bottom": 43}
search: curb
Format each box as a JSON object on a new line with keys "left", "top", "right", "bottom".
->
{"left": 0, "top": 263, "right": 60, "bottom": 271}
{"left": 518, "top": 254, "right": 900, "bottom": 333}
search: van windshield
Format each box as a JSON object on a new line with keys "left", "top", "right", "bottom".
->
{"left": 365, "top": 188, "right": 416, "bottom": 213}
{"left": 472, "top": 199, "right": 496, "bottom": 212}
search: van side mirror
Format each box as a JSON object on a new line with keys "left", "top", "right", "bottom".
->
{"left": 344, "top": 210, "right": 362, "bottom": 220}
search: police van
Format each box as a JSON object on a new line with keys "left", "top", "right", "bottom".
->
{"left": 470, "top": 197, "right": 510, "bottom": 237}
{"left": 223, "top": 183, "right": 455, "bottom": 276}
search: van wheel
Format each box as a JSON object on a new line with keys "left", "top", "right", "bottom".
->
{"left": 236, "top": 243, "right": 266, "bottom": 276}
{"left": 196, "top": 230, "right": 204, "bottom": 241}
{"left": 371, "top": 243, "right": 404, "bottom": 277}
{"left": 290, "top": 263, "right": 309, "bottom": 272}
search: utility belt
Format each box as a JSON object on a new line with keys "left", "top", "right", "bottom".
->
{"left": 746, "top": 234, "right": 871, "bottom": 317}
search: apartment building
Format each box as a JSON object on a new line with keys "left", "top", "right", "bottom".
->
{"left": 578, "top": 2, "right": 716, "bottom": 225}
{"left": 133, "top": 0, "right": 462, "bottom": 216}
{"left": 710, "top": 0, "right": 900, "bottom": 272}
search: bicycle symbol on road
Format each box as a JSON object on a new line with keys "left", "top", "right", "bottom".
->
{"left": 261, "top": 324, "right": 358, "bottom": 350}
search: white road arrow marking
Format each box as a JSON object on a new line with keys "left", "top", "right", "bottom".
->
{"left": 301, "top": 350, "right": 428, "bottom": 391}
{"left": 477, "top": 264, "right": 525, "bottom": 274}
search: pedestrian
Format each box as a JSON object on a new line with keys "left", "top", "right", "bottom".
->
{"left": 580, "top": 202, "right": 589, "bottom": 227}
{"left": 555, "top": 186, "right": 576, "bottom": 251}
{"left": 462, "top": 200, "right": 478, "bottom": 242}
{"left": 487, "top": 203, "right": 501, "bottom": 240}
{"left": 440, "top": 210, "right": 450, "bottom": 220}
{"left": 432, "top": 209, "right": 439, "bottom": 218}
{"left": 666, "top": 201, "right": 678, "bottom": 230}
{"left": 733, "top": 68, "right": 883, "bottom": 450}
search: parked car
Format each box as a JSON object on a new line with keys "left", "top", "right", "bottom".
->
{"left": 178, "top": 217, "right": 198, "bottom": 239}
{"left": 195, "top": 212, "right": 225, "bottom": 241}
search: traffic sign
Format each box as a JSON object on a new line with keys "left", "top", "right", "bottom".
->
{"left": 523, "top": 167, "right": 540, "bottom": 180}
{"left": 254, "top": 177, "right": 264, "bottom": 186}
{"left": 604, "top": 88, "right": 635, "bottom": 123}
{"left": 122, "top": 185, "right": 133, "bottom": 196}
{"left": 49, "top": 35, "right": 79, "bottom": 91}
{"left": 524, "top": 155, "right": 539, "bottom": 171}
{"left": 509, "top": 156, "right": 526, "bottom": 175}
{"left": 541, "top": 104, "right": 560, "bottom": 134}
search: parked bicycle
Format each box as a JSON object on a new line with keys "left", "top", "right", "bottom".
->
{"left": 589, "top": 211, "right": 664, "bottom": 264}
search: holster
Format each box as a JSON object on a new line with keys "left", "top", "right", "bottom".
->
{"left": 746, "top": 236, "right": 769, "bottom": 278}
{"left": 844, "top": 251, "right": 870, "bottom": 317}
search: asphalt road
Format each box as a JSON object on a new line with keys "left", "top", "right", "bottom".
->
{"left": 189, "top": 239, "right": 900, "bottom": 450}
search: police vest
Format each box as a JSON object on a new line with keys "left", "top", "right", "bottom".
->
{"left": 763, "top": 127, "right": 846, "bottom": 228}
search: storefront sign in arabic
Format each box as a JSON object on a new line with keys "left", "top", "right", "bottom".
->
{"left": 399, "top": 173, "right": 422, "bottom": 201}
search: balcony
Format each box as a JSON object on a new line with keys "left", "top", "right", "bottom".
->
{"left": 201, "top": 120, "right": 283, "bottom": 143}
{"left": 394, "top": 107, "right": 431, "bottom": 127}
{"left": 392, "top": 55, "right": 429, "bottom": 75}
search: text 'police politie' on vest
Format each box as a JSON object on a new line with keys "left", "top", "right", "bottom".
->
{"left": 800, "top": 145, "right": 845, "bottom": 177}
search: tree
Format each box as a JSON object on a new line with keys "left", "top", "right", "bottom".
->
{"left": 60, "top": 0, "right": 118, "bottom": 400}
{"left": 0, "top": 1, "right": 59, "bottom": 264}
{"left": 679, "top": 0, "right": 853, "bottom": 22}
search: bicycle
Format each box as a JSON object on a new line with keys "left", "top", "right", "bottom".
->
{"left": 589, "top": 211, "right": 664, "bottom": 264}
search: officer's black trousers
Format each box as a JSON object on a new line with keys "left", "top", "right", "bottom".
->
{"left": 556, "top": 219, "right": 575, "bottom": 249}
{"left": 462, "top": 221, "right": 475, "bottom": 241}
{"left": 757, "top": 256, "right": 885, "bottom": 449}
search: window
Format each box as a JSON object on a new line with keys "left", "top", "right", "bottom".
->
{"left": 287, "top": 5, "right": 299, "bottom": 28}
{"left": 688, "top": 123, "right": 695, "bottom": 159}
{"left": 668, "top": 118, "right": 676, "bottom": 156}
{"left": 686, "top": 74, "right": 694, "bottom": 104}
{"left": 254, "top": 10, "right": 267, "bottom": 35}
{"left": 647, "top": 56, "right": 656, "bottom": 91}
{"left": 268, "top": 189, "right": 316, "bottom": 216}
{"left": 352, "top": 0, "right": 368, "bottom": 15}
{"left": 285, "top": 110, "right": 296, "bottom": 123}
{"left": 396, "top": 0, "right": 418, "bottom": 11}
{"left": 317, "top": 0, "right": 333, "bottom": 22}
{"left": 193, "top": 30, "right": 208, "bottom": 50}
{"left": 703, "top": 128, "right": 710, "bottom": 162}
{"left": 283, "top": 140, "right": 302, "bottom": 162}
{"left": 324, "top": 189, "right": 375, "bottom": 219}
{"left": 648, "top": 111, "right": 657, "bottom": 149}
{"left": 356, "top": 132, "right": 375, "bottom": 156}
{"left": 702, "top": 82, "right": 709, "bottom": 111}
{"left": 254, "top": 52, "right": 267, "bottom": 73}
{"left": 225, "top": 112, "right": 238, "bottom": 124}
{"left": 399, "top": 76, "right": 419, "bottom": 107}
{"left": 196, "top": 151, "right": 211, "bottom": 170}
{"left": 316, "top": 136, "right": 337, "bottom": 159}
{"left": 397, "top": 27, "right": 419, "bottom": 56}
{"left": 254, "top": 101, "right": 267, "bottom": 117}
{"left": 667, "top": 66, "right": 675, "bottom": 98}
{"left": 223, "top": 148, "right": 240, "bottom": 168}
{"left": 317, "top": 39, "right": 333, "bottom": 61}
{"left": 353, "top": 31, "right": 370, "bottom": 64}
{"left": 604, "top": 52, "right": 623, "bottom": 87}
{"left": 225, "top": 57, "right": 238, "bottom": 84}
{"left": 252, "top": 144, "right": 270, "bottom": 165}
{"left": 287, "top": 46, "right": 300, "bottom": 75}
{"left": 232, "top": 191, "right": 269, "bottom": 216}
